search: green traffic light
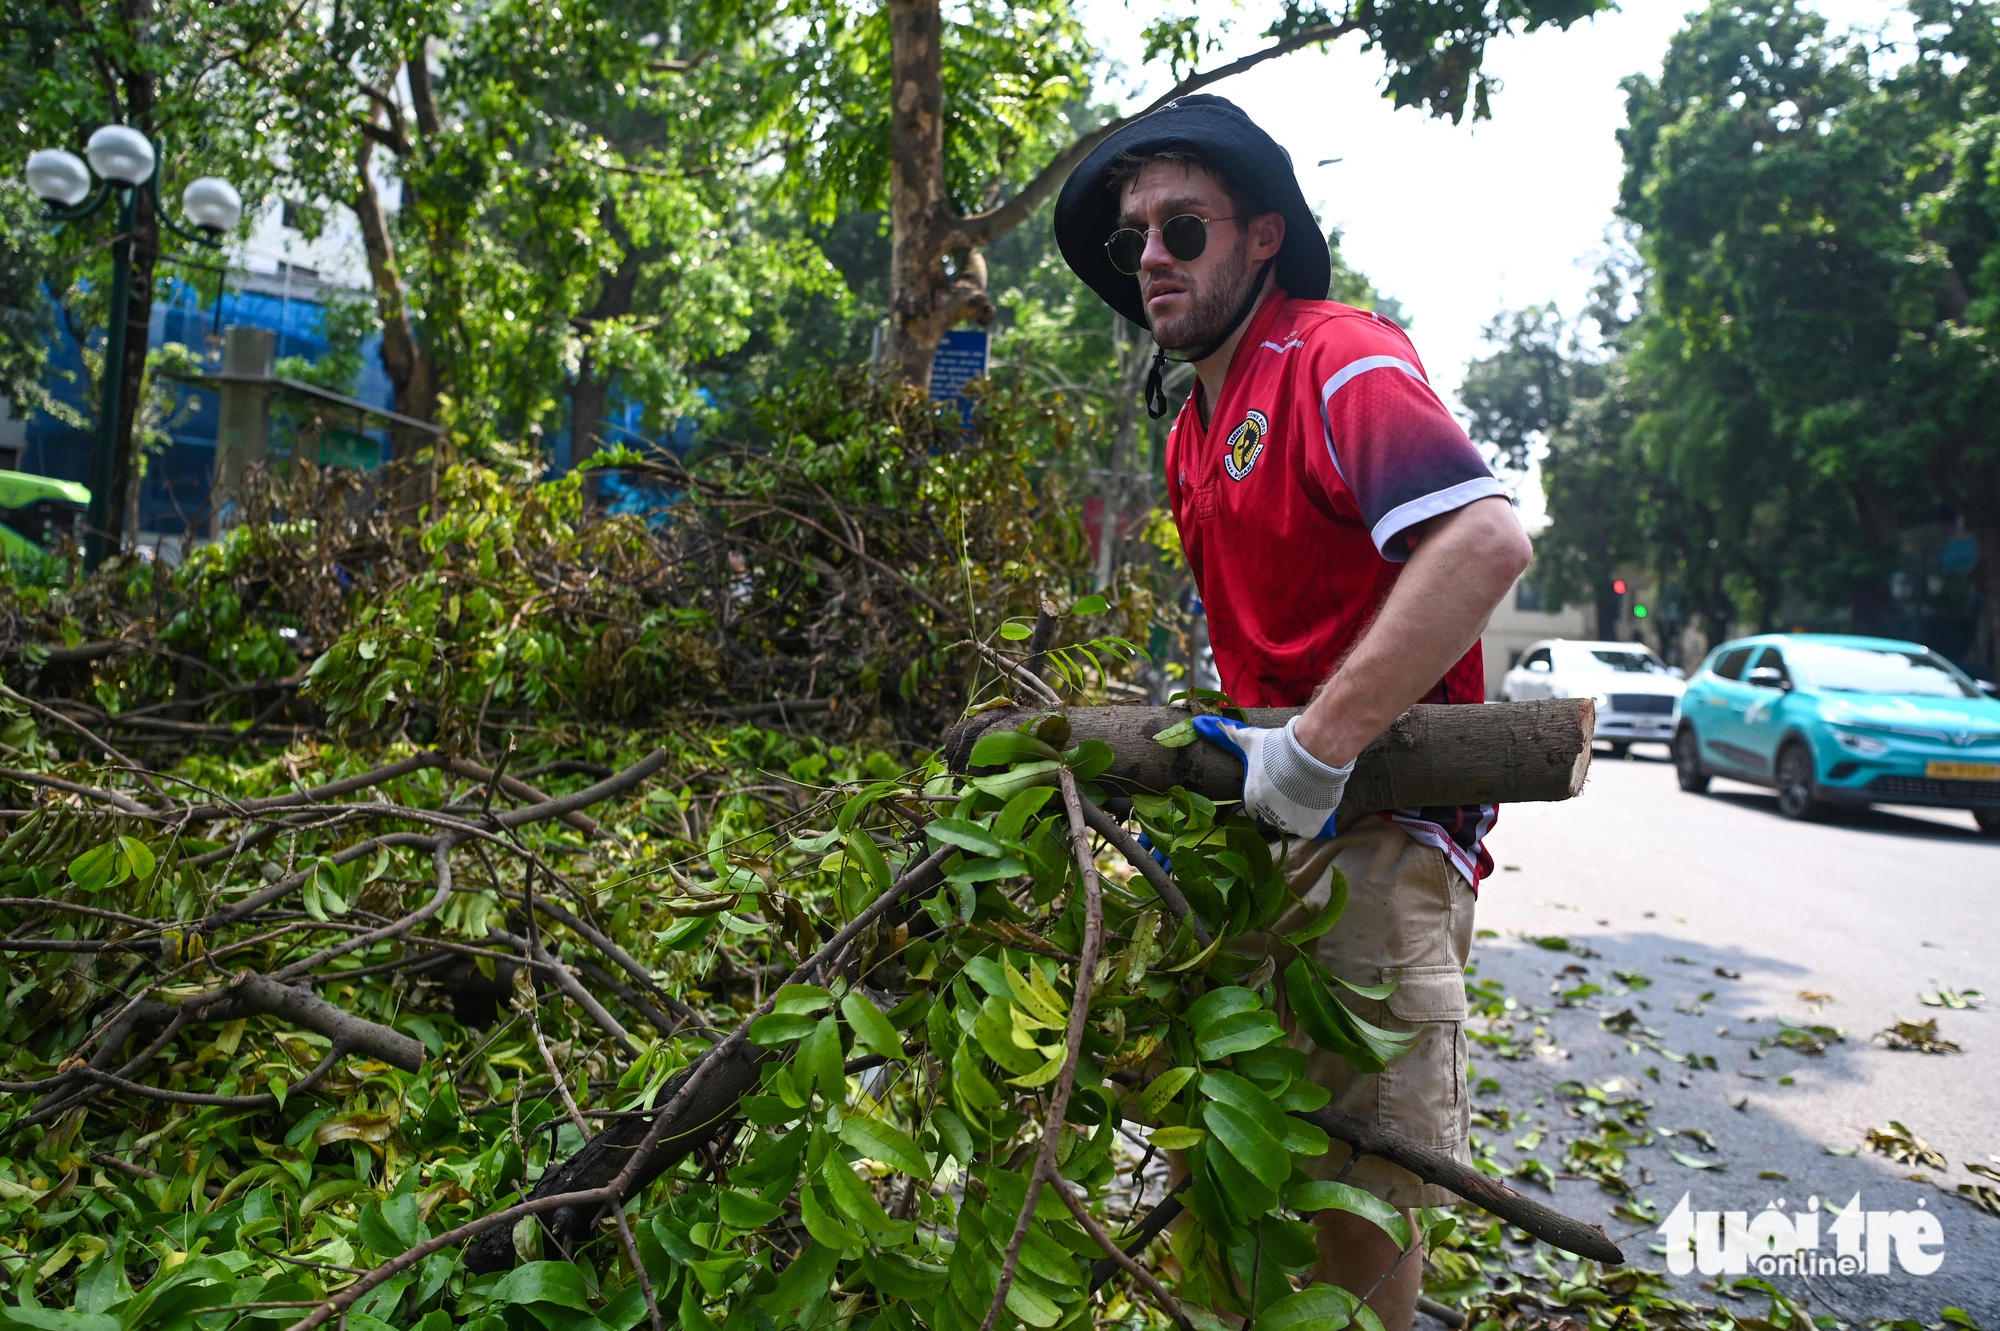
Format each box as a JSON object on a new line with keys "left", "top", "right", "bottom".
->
{"left": 1633, "top": 604, "right": 1649, "bottom": 618}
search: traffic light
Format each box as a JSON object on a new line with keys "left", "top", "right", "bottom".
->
{"left": 1633, "top": 604, "right": 1648, "bottom": 619}
{"left": 1611, "top": 578, "right": 1628, "bottom": 596}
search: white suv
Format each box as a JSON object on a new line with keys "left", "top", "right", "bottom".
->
{"left": 1503, "top": 639, "right": 1686, "bottom": 756}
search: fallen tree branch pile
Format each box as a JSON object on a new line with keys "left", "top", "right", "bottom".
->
{"left": 0, "top": 668, "right": 1618, "bottom": 1331}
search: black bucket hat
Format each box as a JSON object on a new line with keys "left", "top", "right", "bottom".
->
{"left": 1053, "top": 94, "right": 1331, "bottom": 330}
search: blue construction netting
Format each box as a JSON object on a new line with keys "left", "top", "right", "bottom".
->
{"left": 17, "top": 274, "right": 395, "bottom": 536}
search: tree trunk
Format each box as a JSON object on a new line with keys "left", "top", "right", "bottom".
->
{"left": 354, "top": 73, "right": 438, "bottom": 509}
{"left": 1091, "top": 324, "right": 1151, "bottom": 591}
{"left": 943, "top": 699, "right": 1597, "bottom": 815}
{"left": 882, "top": 0, "right": 991, "bottom": 385}
{"left": 567, "top": 204, "right": 649, "bottom": 461}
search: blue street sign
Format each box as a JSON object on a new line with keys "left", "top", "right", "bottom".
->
{"left": 928, "top": 327, "right": 990, "bottom": 426}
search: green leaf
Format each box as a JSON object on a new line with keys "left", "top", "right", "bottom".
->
{"left": 992, "top": 785, "right": 1056, "bottom": 843}
{"left": 1257, "top": 1282, "right": 1362, "bottom": 1331}
{"left": 67, "top": 842, "right": 124, "bottom": 893}
{"left": 1280, "top": 869, "right": 1349, "bottom": 945}
{"left": 967, "top": 760, "right": 1062, "bottom": 798}
{"left": 1202, "top": 1101, "right": 1291, "bottom": 1190}
{"left": 820, "top": 1157, "right": 914, "bottom": 1243}
{"left": 748, "top": 1013, "right": 821, "bottom": 1046}
{"left": 1071, "top": 594, "right": 1109, "bottom": 616}
{"left": 771, "top": 984, "right": 834, "bottom": 1016}
{"left": 946, "top": 854, "right": 1027, "bottom": 884}
{"left": 932, "top": 1106, "right": 976, "bottom": 1165}
{"left": 1195, "top": 1009, "right": 1286, "bottom": 1059}
{"left": 1065, "top": 738, "right": 1115, "bottom": 781}
{"left": 1007, "top": 1048, "right": 1067, "bottom": 1087}
{"left": 968, "top": 731, "right": 1061, "bottom": 767}
{"left": 998, "top": 620, "right": 1034, "bottom": 641}
{"left": 1669, "top": 1148, "right": 1727, "bottom": 1170}
{"left": 799, "top": 1181, "right": 865, "bottom": 1250}
{"left": 487, "top": 1260, "right": 592, "bottom": 1309}
{"left": 1004, "top": 1277, "right": 1066, "bottom": 1328}
{"left": 841, "top": 1112, "right": 931, "bottom": 1178}
{"left": 763, "top": 1238, "right": 840, "bottom": 1317}
{"left": 0, "top": 1310, "right": 120, "bottom": 1331}
{"left": 1333, "top": 972, "right": 1400, "bottom": 1002}
{"left": 718, "top": 1189, "right": 783, "bottom": 1229}
{"left": 951, "top": 1037, "right": 1002, "bottom": 1115}
{"left": 843, "top": 830, "right": 892, "bottom": 905}
{"left": 1006, "top": 961, "right": 1069, "bottom": 1029}
{"left": 1136, "top": 1066, "right": 1196, "bottom": 1121}
{"left": 1147, "top": 1125, "right": 1206, "bottom": 1150}
{"left": 840, "top": 991, "right": 906, "bottom": 1059}
{"left": 860, "top": 1250, "right": 950, "bottom": 1301}
{"left": 116, "top": 836, "right": 155, "bottom": 883}
{"left": 1200, "top": 1070, "right": 1291, "bottom": 1140}
{"left": 1185, "top": 986, "right": 1262, "bottom": 1034}
{"left": 1282, "top": 1116, "right": 1331, "bottom": 1157}
{"left": 802, "top": 1014, "right": 845, "bottom": 1103}
{"left": 1286, "top": 1179, "right": 1414, "bottom": 1248}
{"left": 926, "top": 818, "right": 1007, "bottom": 858}
{"left": 1151, "top": 717, "right": 1197, "bottom": 748}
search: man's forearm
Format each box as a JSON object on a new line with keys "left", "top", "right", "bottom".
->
{"left": 1292, "top": 497, "right": 1531, "bottom": 768}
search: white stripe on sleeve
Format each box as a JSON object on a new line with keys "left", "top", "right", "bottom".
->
{"left": 1317, "top": 355, "right": 1425, "bottom": 483}
{"left": 1367, "top": 476, "right": 1510, "bottom": 561}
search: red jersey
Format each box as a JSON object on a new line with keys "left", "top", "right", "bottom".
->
{"left": 1164, "top": 291, "right": 1505, "bottom": 885}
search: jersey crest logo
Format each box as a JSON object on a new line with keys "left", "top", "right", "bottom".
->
{"left": 1223, "top": 409, "right": 1268, "bottom": 481}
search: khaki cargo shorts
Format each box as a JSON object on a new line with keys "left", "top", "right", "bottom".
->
{"left": 1265, "top": 816, "right": 1475, "bottom": 1208}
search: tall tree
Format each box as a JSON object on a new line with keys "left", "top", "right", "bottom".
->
{"left": 771, "top": 0, "right": 1611, "bottom": 386}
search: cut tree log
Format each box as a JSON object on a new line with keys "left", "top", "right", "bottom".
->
{"left": 944, "top": 698, "right": 1595, "bottom": 815}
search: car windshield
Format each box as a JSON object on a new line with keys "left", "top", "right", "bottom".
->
{"left": 1552, "top": 645, "right": 1669, "bottom": 674}
{"left": 1785, "top": 643, "right": 1980, "bottom": 698}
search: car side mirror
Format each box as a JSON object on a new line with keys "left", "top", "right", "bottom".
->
{"left": 1668, "top": 666, "right": 1686, "bottom": 680}
{"left": 1528, "top": 660, "right": 1551, "bottom": 673}
{"left": 1982, "top": 679, "right": 2000, "bottom": 700}
{"left": 1745, "top": 666, "right": 1790, "bottom": 691}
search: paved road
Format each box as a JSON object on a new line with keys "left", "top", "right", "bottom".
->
{"left": 1464, "top": 744, "right": 2000, "bottom": 1320}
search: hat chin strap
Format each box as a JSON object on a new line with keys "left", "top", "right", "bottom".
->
{"left": 1143, "top": 257, "right": 1276, "bottom": 420}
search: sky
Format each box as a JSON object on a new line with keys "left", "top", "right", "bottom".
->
{"left": 1077, "top": 0, "right": 1908, "bottom": 403}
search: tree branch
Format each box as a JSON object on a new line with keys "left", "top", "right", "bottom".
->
{"left": 955, "top": 21, "right": 1357, "bottom": 248}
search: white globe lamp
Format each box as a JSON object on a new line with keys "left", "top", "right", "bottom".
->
{"left": 84, "top": 125, "right": 155, "bottom": 187}
{"left": 24, "top": 149, "right": 91, "bottom": 206}
{"left": 181, "top": 177, "right": 242, "bottom": 234}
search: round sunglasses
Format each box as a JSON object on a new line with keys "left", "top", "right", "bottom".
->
{"left": 1104, "top": 214, "right": 1244, "bottom": 275}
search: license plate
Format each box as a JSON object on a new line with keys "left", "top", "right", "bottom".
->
{"left": 1927, "top": 760, "right": 2000, "bottom": 780}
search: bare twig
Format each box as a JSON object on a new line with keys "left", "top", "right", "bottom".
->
{"left": 979, "top": 767, "right": 1108, "bottom": 1331}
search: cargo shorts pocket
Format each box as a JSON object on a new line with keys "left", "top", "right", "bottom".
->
{"left": 1373, "top": 964, "right": 1469, "bottom": 1148}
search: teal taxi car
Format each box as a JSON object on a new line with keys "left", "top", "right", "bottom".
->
{"left": 1672, "top": 634, "right": 2000, "bottom": 836}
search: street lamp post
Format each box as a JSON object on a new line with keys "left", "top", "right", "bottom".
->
{"left": 23, "top": 128, "right": 241, "bottom": 569}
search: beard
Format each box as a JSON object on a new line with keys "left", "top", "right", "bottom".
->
{"left": 1144, "top": 237, "right": 1255, "bottom": 352}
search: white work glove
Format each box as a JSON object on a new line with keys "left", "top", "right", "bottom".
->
{"left": 1191, "top": 714, "right": 1351, "bottom": 840}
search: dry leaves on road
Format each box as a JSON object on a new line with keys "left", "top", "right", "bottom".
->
{"left": 1959, "top": 1183, "right": 2000, "bottom": 1218}
{"left": 1866, "top": 1120, "right": 1947, "bottom": 1170}
{"left": 1875, "top": 1017, "right": 1962, "bottom": 1054}
{"left": 1920, "top": 987, "right": 1985, "bottom": 1009}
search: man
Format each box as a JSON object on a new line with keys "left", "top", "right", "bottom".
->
{"left": 1054, "top": 96, "right": 1532, "bottom": 1329}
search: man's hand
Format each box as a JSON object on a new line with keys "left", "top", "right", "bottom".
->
{"left": 1191, "top": 715, "right": 1352, "bottom": 839}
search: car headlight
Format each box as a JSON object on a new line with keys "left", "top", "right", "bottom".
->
{"left": 1833, "top": 730, "right": 1890, "bottom": 756}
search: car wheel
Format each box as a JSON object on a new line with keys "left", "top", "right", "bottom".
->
{"left": 1976, "top": 809, "right": 2000, "bottom": 839}
{"left": 1775, "top": 741, "right": 1823, "bottom": 821}
{"left": 1674, "top": 726, "right": 1709, "bottom": 793}
{"left": 1608, "top": 741, "right": 1631, "bottom": 759}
